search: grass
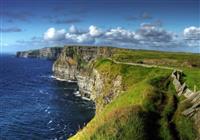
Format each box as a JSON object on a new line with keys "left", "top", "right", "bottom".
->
{"left": 70, "top": 58, "right": 194, "bottom": 140}
{"left": 90, "top": 106, "right": 147, "bottom": 140}
{"left": 173, "top": 98, "right": 197, "bottom": 140}
{"left": 111, "top": 49, "right": 200, "bottom": 90}
{"left": 183, "top": 68, "right": 200, "bottom": 91}
{"left": 175, "top": 116, "right": 196, "bottom": 140}
{"left": 112, "top": 49, "right": 200, "bottom": 68}
{"left": 68, "top": 48, "right": 199, "bottom": 140}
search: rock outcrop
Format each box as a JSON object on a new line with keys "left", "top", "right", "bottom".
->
{"left": 16, "top": 45, "right": 200, "bottom": 138}
{"left": 16, "top": 47, "right": 63, "bottom": 60}
{"left": 171, "top": 70, "right": 200, "bottom": 137}
{"left": 53, "top": 46, "right": 113, "bottom": 80}
{"left": 52, "top": 46, "right": 122, "bottom": 110}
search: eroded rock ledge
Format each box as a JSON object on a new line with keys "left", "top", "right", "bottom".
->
{"left": 52, "top": 46, "right": 121, "bottom": 111}
{"left": 16, "top": 46, "right": 200, "bottom": 138}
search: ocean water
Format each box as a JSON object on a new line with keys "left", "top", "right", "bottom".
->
{"left": 0, "top": 55, "right": 95, "bottom": 140}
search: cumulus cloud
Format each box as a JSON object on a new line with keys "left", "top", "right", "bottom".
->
{"left": 183, "top": 26, "right": 200, "bottom": 47}
{"left": 136, "top": 23, "right": 174, "bottom": 43}
{"left": 105, "top": 27, "right": 136, "bottom": 43}
{"left": 65, "top": 33, "right": 95, "bottom": 43}
{"left": 89, "top": 25, "right": 103, "bottom": 37}
{"left": 44, "top": 25, "right": 101, "bottom": 44}
{"left": 44, "top": 28, "right": 66, "bottom": 41}
{"left": 42, "top": 24, "right": 199, "bottom": 51}
{"left": 183, "top": 26, "right": 200, "bottom": 40}
{"left": 69, "top": 25, "right": 79, "bottom": 34}
{"left": 66, "top": 26, "right": 95, "bottom": 43}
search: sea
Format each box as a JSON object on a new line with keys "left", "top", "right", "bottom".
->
{"left": 0, "top": 54, "right": 95, "bottom": 140}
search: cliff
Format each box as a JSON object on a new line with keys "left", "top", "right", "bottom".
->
{"left": 52, "top": 46, "right": 200, "bottom": 140}
{"left": 16, "top": 46, "right": 200, "bottom": 139}
{"left": 16, "top": 47, "right": 63, "bottom": 60}
{"left": 53, "top": 46, "right": 113, "bottom": 80}
{"left": 52, "top": 46, "right": 119, "bottom": 110}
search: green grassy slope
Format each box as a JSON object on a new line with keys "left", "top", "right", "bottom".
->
{"left": 69, "top": 57, "right": 198, "bottom": 140}
{"left": 111, "top": 49, "right": 200, "bottom": 90}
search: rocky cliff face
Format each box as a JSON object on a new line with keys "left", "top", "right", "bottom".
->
{"left": 16, "top": 47, "right": 63, "bottom": 60}
{"left": 53, "top": 46, "right": 113, "bottom": 80}
{"left": 52, "top": 46, "right": 121, "bottom": 110}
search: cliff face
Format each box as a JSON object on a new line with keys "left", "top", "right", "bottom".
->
{"left": 53, "top": 46, "right": 121, "bottom": 110}
{"left": 53, "top": 46, "right": 113, "bottom": 80}
{"left": 16, "top": 47, "right": 63, "bottom": 60}
{"left": 15, "top": 46, "right": 200, "bottom": 139}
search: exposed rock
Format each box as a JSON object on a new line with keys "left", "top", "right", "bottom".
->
{"left": 192, "top": 92, "right": 200, "bottom": 104}
{"left": 171, "top": 70, "right": 200, "bottom": 136}
{"left": 53, "top": 46, "right": 113, "bottom": 80}
{"left": 178, "top": 82, "right": 186, "bottom": 96}
{"left": 16, "top": 47, "right": 63, "bottom": 60}
{"left": 173, "top": 78, "right": 182, "bottom": 92}
{"left": 52, "top": 45, "right": 123, "bottom": 111}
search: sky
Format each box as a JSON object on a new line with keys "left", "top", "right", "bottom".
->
{"left": 0, "top": 0, "right": 199, "bottom": 53}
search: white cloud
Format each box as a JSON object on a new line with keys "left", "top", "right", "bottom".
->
{"left": 183, "top": 26, "right": 200, "bottom": 47}
{"left": 105, "top": 27, "right": 137, "bottom": 43}
{"left": 44, "top": 27, "right": 66, "bottom": 41}
{"left": 89, "top": 25, "right": 103, "bottom": 37}
{"left": 65, "top": 32, "right": 94, "bottom": 43}
{"left": 136, "top": 23, "right": 174, "bottom": 43}
{"left": 183, "top": 26, "right": 200, "bottom": 40}
{"left": 65, "top": 25, "right": 102, "bottom": 43}
{"left": 41, "top": 24, "right": 199, "bottom": 52}
{"left": 69, "top": 25, "right": 79, "bottom": 34}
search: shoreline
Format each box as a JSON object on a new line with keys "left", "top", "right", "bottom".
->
{"left": 51, "top": 75, "right": 77, "bottom": 83}
{"left": 52, "top": 75, "right": 92, "bottom": 101}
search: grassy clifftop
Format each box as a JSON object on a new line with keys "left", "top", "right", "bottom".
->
{"left": 111, "top": 49, "right": 200, "bottom": 90}
{"left": 52, "top": 46, "right": 199, "bottom": 140}
{"left": 70, "top": 57, "right": 198, "bottom": 140}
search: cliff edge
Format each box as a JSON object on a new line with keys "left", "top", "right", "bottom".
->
{"left": 16, "top": 47, "right": 63, "bottom": 60}
{"left": 52, "top": 46, "right": 200, "bottom": 140}
{"left": 16, "top": 46, "right": 200, "bottom": 139}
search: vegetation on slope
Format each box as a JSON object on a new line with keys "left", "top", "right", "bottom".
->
{"left": 69, "top": 58, "right": 197, "bottom": 140}
{"left": 111, "top": 49, "right": 200, "bottom": 90}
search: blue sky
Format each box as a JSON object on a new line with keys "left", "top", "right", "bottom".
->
{"left": 0, "top": 0, "right": 199, "bottom": 53}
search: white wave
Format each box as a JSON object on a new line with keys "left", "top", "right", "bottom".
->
{"left": 74, "top": 91, "right": 80, "bottom": 95}
{"left": 51, "top": 75, "right": 77, "bottom": 83}
{"left": 50, "top": 128, "right": 55, "bottom": 131}
{"left": 67, "top": 79, "right": 77, "bottom": 83}
{"left": 82, "top": 96, "right": 91, "bottom": 101}
{"left": 45, "top": 106, "right": 50, "bottom": 112}
{"left": 75, "top": 94, "right": 81, "bottom": 97}
{"left": 48, "top": 120, "right": 53, "bottom": 124}
{"left": 39, "top": 89, "right": 48, "bottom": 95}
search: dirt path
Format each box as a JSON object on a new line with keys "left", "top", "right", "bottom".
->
{"left": 108, "top": 58, "right": 182, "bottom": 72}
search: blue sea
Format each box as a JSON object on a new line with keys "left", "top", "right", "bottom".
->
{"left": 0, "top": 55, "right": 95, "bottom": 140}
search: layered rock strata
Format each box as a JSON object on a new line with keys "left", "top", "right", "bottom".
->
{"left": 16, "top": 47, "right": 63, "bottom": 60}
